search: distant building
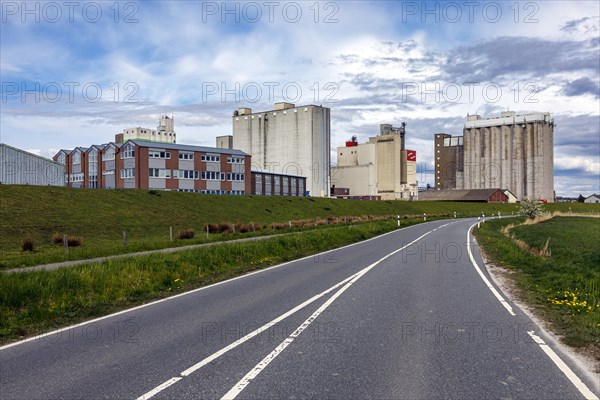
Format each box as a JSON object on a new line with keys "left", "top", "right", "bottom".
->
{"left": 232, "top": 102, "right": 331, "bottom": 197}
{"left": 1, "top": 143, "right": 65, "bottom": 186}
{"left": 216, "top": 135, "right": 233, "bottom": 149}
{"left": 503, "top": 189, "right": 518, "bottom": 203}
{"left": 419, "top": 188, "right": 509, "bottom": 203}
{"left": 434, "top": 133, "right": 463, "bottom": 190}
{"left": 331, "top": 124, "right": 418, "bottom": 200}
{"left": 584, "top": 194, "right": 600, "bottom": 203}
{"left": 435, "top": 112, "right": 554, "bottom": 202}
{"left": 251, "top": 170, "right": 306, "bottom": 197}
{"left": 115, "top": 116, "right": 176, "bottom": 144}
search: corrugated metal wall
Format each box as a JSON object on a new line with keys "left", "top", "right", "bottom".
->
{"left": 0, "top": 144, "right": 65, "bottom": 186}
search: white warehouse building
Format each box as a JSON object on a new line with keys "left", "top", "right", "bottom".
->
{"left": 232, "top": 102, "right": 331, "bottom": 197}
{"left": 0, "top": 143, "right": 65, "bottom": 186}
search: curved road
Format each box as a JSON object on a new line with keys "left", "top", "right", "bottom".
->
{"left": 1, "top": 218, "right": 598, "bottom": 399}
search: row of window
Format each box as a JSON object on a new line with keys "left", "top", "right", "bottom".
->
{"left": 201, "top": 155, "right": 220, "bottom": 162}
{"left": 69, "top": 173, "right": 84, "bottom": 182}
{"left": 200, "top": 190, "right": 245, "bottom": 195}
{"left": 226, "top": 173, "right": 245, "bottom": 182}
{"left": 149, "top": 150, "right": 171, "bottom": 159}
{"left": 63, "top": 149, "right": 241, "bottom": 164}
{"left": 227, "top": 157, "right": 245, "bottom": 164}
{"left": 121, "top": 168, "right": 135, "bottom": 179}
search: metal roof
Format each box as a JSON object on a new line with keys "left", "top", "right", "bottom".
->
{"left": 419, "top": 189, "right": 506, "bottom": 202}
{"left": 127, "top": 140, "right": 249, "bottom": 156}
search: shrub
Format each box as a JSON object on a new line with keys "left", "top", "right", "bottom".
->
{"left": 519, "top": 199, "right": 545, "bottom": 219}
{"left": 234, "top": 223, "right": 252, "bottom": 233}
{"left": 51, "top": 233, "right": 64, "bottom": 245}
{"left": 148, "top": 190, "right": 161, "bottom": 196}
{"left": 22, "top": 238, "right": 34, "bottom": 252}
{"left": 219, "top": 223, "right": 233, "bottom": 234}
{"left": 206, "top": 223, "right": 220, "bottom": 234}
{"left": 271, "top": 223, "right": 287, "bottom": 230}
{"left": 177, "top": 228, "right": 195, "bottom": 240}
{"left": 67, "top": 236, "right": 82, "bottom": 247}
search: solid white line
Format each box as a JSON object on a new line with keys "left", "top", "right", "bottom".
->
{"left": 220, "top": 232, "right": 434, "bottom": 399}
{"left": 1, "top": 221, "right": 437, "bottom": 352}
{"left": 466, "top": 223, "right": 516, "bottom": 316}
{"left": 527, "top": 331, "right": 598, "bottom": 400}
{"left": 137, "top": 377, "right": 182, "bottom": 400}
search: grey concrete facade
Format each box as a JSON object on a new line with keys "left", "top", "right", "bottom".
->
{"left": 434, "top": 112, "right": 554, "bottom": 202}
{"left": 232, "top": 103, "right": 329, "bottom": 197}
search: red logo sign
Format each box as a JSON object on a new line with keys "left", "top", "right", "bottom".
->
{"left": 406, "top": 150, "right": 416, "bottom": 162}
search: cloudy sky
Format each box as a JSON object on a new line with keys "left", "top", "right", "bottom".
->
{"left": 1, "top": 1, "right": 598, "bottom": 196}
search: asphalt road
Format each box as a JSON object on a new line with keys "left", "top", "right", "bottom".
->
{"left": 1, "top": 218, "right": 598, "bottom": 400}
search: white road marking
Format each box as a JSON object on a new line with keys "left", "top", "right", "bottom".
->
{"left": 466, "top": 224, "right": 516, "bottom": 316}
{"left": 468, "top": 221, "right": 598, "bottom": 399}
{"left": 138, "top": 227, "right": 439, "bottom": 399}
{"left": 135, "top": 272, "right": 359, "bottom": 400}
{"left": 220, "top": 232, "right": 434, "bottom": 399}
{"left": 137, "top": 377, "right": 182, "bottom": 400}
{"left": 527, "top": 331, "right": 599, "bottom": 400}
{"left": 1, "top": 221, "right": 434, "bottom": 352}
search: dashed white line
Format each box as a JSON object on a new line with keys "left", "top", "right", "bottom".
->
{"left": 220, "top": 231, "right": 434, "bottom": 399}
{"left": 138, "top": 227, "right": 438, "bottom": 400}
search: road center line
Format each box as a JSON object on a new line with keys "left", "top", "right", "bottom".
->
{"left": 219, "top": 231, "right": 434, "bottom": 399}
{"left": 137, "top": 229, "right": 435, "bottom": 400}
{"left": 467, "top": 223, "right": 516, "bottom": 316}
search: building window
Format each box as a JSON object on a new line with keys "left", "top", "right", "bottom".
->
{"left": 72, "top": 152, "right": 81, "bottom": 165}
{"left": 69, "top": 173, "right": 84, "bottom": 182}
{"left": 103, "top": 148, "right": 115, "bottom": 161}
{"left": 57, "top": 154, "right": 66, "bottom": 165}
{"left": 120, "top": 168, "right": 135, "bottom": 178}
{"left": 179, "top": 153, "right": 194, "bottom": 160}
{"left": 149, "top": 168, "right": 171, "bottom": 178}
{"left": 102, "top": 169, "right": 115, "bottom": 175}
{"left": 149, "top": 150, "right": 171, "bottom": 159}
{"left": 227, "top": 157, "right": 244, "bottom": 164}
{"left": 227, "top": 173, "right": 245, "bottom": 182}
{"left": 174, "top": 169, "right": 199, "bottom": 180}
{"left": 88, "top": 151, "right": 98, "bottom": 163}
{"left": 121, "top": 145, "right": 135, "bottom": 159}
{"left": 201, "top": 155, "right": 221, "bottom": 162}
{"left": 201, "top": 171, "right": 225, "bottom": 181}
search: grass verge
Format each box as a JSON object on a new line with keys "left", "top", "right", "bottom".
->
{"left": 474, "top": 216, "right": 600, "bottom": 365}
{"left": 0, "top": 219, "right": 422, "bottom": 345}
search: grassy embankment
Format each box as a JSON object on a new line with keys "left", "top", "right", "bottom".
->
{"left": 474, "top": 215, "right": 600, "bottom": 364}
{"left": 1, "top": 219, "right": 415, "bottom": 344}
{"left": 0, "top": 184, "right": 549, "bottom": 269}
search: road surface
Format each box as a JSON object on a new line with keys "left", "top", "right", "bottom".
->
{"left": 1, "top": 218, "right": 598, "bottom": 399}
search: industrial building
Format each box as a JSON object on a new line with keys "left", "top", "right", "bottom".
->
{"left": 434, "top": 112, "right": 554, "bottom": 202}
{"left": 1, "top": 143, "right": 65, "bottom": 186}
{"left": 232, "top": 102, "right": 331, "bottom": 197}
{"left": 331, "top": 124, "right": 418, "bottom": 200}
{"left": 115, "top": 115, "right": 176, "bottom": 144}
{"left": 419, "top": 188, "right": 510, "bottom": 203}
{"left": 54, "top": 141, "right": 252, "bottom": 194}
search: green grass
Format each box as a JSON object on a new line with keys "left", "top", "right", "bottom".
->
{"left": 1, "top": 184, "right": 554, "bottom": 269}
{"left": 0, "top": 219, "right": 421, "bottom": 344}
{"left": 474, "top": 216, "right": 600, "bottom": 360}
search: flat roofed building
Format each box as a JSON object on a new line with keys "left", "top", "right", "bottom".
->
{"left": 232, "top": 102, "right": 330, "bottom": 197}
